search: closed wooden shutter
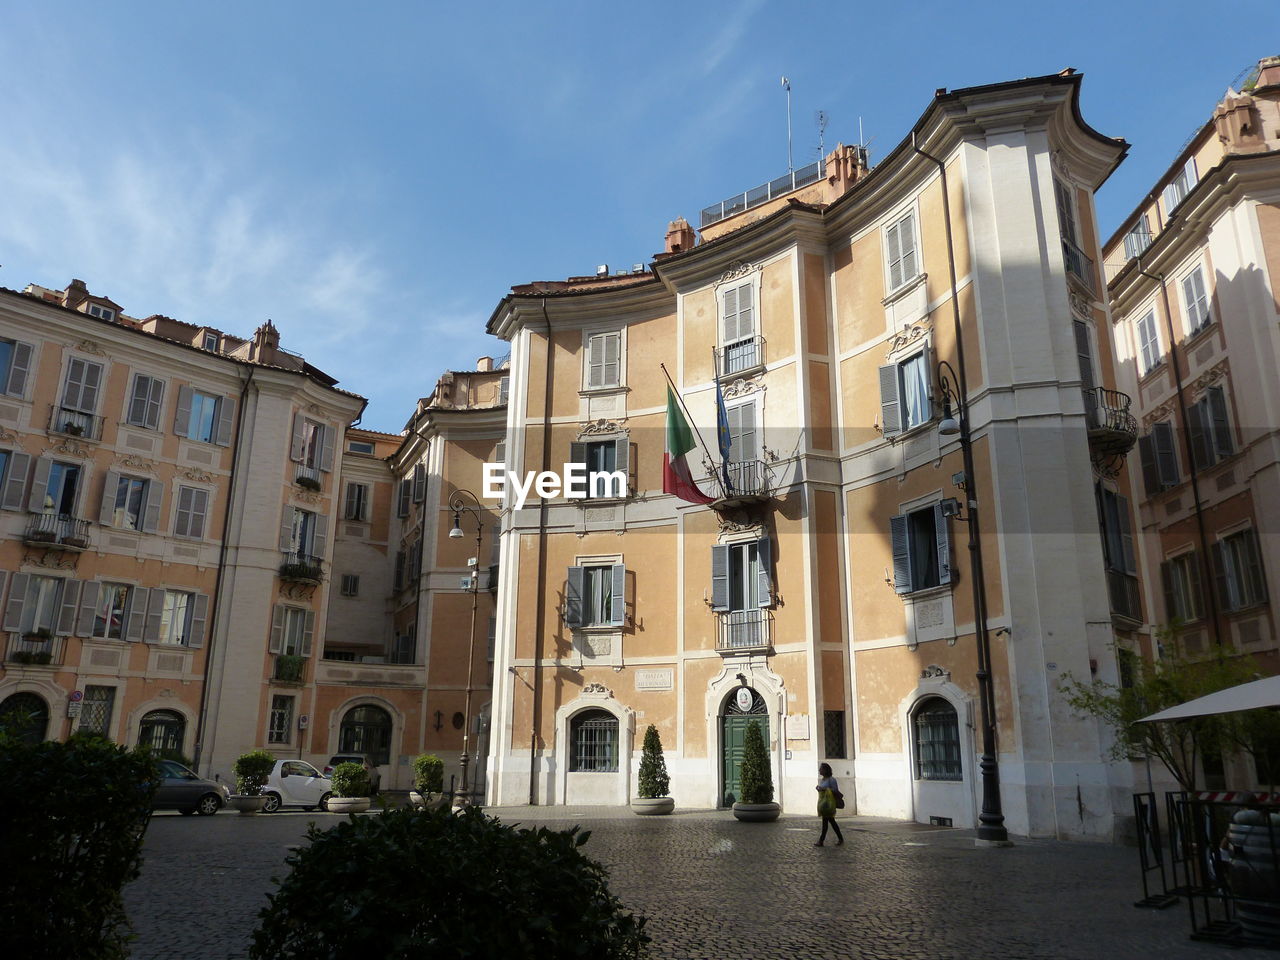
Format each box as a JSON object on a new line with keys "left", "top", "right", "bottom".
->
{"left": 890, "top": 515, "right": 911, "bottom": 594}
{"left": 412, "top": 463, "right": 426, "bottom": 502}
{"left": 302, "top": 610, "right": 315, "bottom": 657}
{"left": 56, "top": 580, "right": 81, "bottom": 636}
{"left": 934, "top": 503, "right": 952, "bottom": 586}
{"left": 755, "top": 537, "right": 773, "bottom": 607}
{"left": 1207, "top": 386, "right": 1232, "bottom": 458}
{"left": 99, "top": 471, "right": 122, "bottom": 526}
{"left": 1, "top": 451, "right": 30, "bottom": 510}
{"left": 710, "top": 545, "right": 730, "bottom": 611}
{"left": 615, "top": 439, "right": 633, "bottom": 495}
{"left": 144, "top": 589, "right": 165, "bottom": 642}
{"left": 213, "top": 395, "right": 235, "bottom": 446}
{"left": 1160, "top": 560, "right": 1177, "bottom": 622}
{"left": 141, "top": 481, "right": 163, "bottom": 534}
{"left": 5, "top": 342, "right": 32, "bottom": 398}
{"left": 564, "top": 566, "right": 585, "bottom": 627}
{"left": 879, "top": 364, "right": 902, "bottom": 438}
{"left": 397, "top": 479, "right": 411, "bottom": 517}
{"left": 311, "top": 514, "right": 328, "bottom": 560}
{"left": 188, "top": 593, "right": 208, "bottom": 648}
{"left": 124, "top": 588, "right": 149, "bottom": 641}
{"left": 1153, "top": 422, "right": 1179, "bottom": 488}
{"left": 320, "top": 425, "right": 335, "bottom": 472}
{"left": 3, "top": 573, "right": 29, "bottom": 631}
{"left": 77, "top": 581, "right": 101, "bottom": 637}
{"left": 1188, "top": 400, "right": 1211, "bottom": 470}
{"left": 1138, "top": 434, "right": 1159, "bottom": 497}
{"left": 26, "top": 457, "right": 52, "bottom": 512}
{"left": 290, "top": 413, "right": 307, "bottom": 462}
{"left": 174, "top": 386, "right": 193, "bottom": 437}
{"left": 609, "top": 563, "right": 626, "bottom": 626}
{"left": 269, "top": 604, "right": 285, "bottom": 654}
{"left": 279, "top": 506, "right": 296, "bottom": 552}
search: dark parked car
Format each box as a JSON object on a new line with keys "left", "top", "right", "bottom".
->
{"left": 323, "top": 754, "right": 381, "bottom": 794}
{"left": 152, "top": 759, "right": 229, "bottom": 816}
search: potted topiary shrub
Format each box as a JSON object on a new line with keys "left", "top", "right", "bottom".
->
{"left": 732, "top": 720, "right": 780, "bottom": 822}
{"left": 410, "top": 753, "right": 446, "bottom": 810}
{"left": 632, "top": 724, "right": 674, "bottom": 815}
{"left": 295, "top": 474, "right": 322, "bottom": 491}
{"left": 327, "top": 761, "right": 371, "bottom": 814}
{"left": 231, "top": 750, "right": 276, "bottom": 815}
{"left": 250, "top": 807, "right": 649, "bottom": 959}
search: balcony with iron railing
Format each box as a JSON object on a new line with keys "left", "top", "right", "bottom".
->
{"left": 278, "top": 552, "right": 324, "bottom": 585}
{"left": 716, "top": 609, "right": 772, "bottom": 655}
{"left": 293, "top": 463, "right": 323, "bottom": 491}
{"left": 5, "top": 631, "right": 67, "bottom": 666}
{"left": 24, "top": 513, "right": 90, "bottom": 550}
{"left": 1062, "top": 237, "right": 1096, "bottom": 295}
{"left": 716, "top": 336, "right": 766, "bottom": 378}
{"left": 710, "top": 459, "right": 773, "bottom": 509}
{"left": 48, "top": 407, "right": 104, "bottom": 441}
{"left": 701, "top": 160, "right": 826, "bottom": 228}
{"left": 1084, "top": 387, "right": 1138, "bottom": 461}
{"left": 1107, "top": 569, "right": 1142, "bottom": 624}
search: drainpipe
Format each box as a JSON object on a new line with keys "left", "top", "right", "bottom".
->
{"left": 192, "top": 365, "right": 255, "bottom": 774}
{"left": 1136, "top": 263, "right": 1223, "bottom": 647}
{"left": 530, "top": 299, "right": 555, "bottom": 804}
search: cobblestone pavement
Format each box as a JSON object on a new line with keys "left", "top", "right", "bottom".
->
{"left": 125, "top": 806, "right": 1270, "bottom": 960}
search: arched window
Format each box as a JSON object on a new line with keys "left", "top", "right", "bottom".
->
{"left": 569, "top": 709, "right": 618, "bottom": 772}
{"left": 138, "top": 710, "right": 186, "bottom": 757}
{"left": 913, "top": 697, "right": 961, "bottom": 781}
{"left": 339, "top": 705, "right": 392, "bottom": 765}
{"left": 0, "top": 692, "right": 49, "bottom": 746}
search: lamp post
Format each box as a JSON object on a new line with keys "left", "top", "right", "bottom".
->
{"left": 937, "top": 359, "right": 1009, "bottom": 844}
{"left": 448, "top": 489, "right": 484, "bottom": 809}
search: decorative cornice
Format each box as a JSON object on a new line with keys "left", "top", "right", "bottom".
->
{"left": 581, "top": 682, "right": 613, "bottom": 698}
{"left": 50, "top": 438, "right": 90, "bottom": 459}
{"left": 1188, "top": 360, "right": 1228, "bottom": 396}
{"left": 0, "top": 427, "right": 17, "bottom": 445}
{"left": 181, "top": 468, "right": 215, "bottom": 484}
{"left": 886, "top": 318, "right": 931, "bottom": 358}
{"left": 721, "top": 376, "right": 766, "bottom": 400}
{"left": 578, "top": 418, "right": 628, "bottom": 438}
{"left": 115, "top": 454, "right": 156, "bottom": 474}
{"left": 715, "top": 260, "right": 758, "bottom": 287}
{"left": 920, "top": 664, "right": 950, "bottom": 680}
{"left": 73, "top": 338, "right": 106, "bottom": 357}
{"left": 293, "top": 490, "right": 323, "bottom": 506}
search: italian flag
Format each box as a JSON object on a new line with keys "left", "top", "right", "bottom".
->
{"left": 664, "top": 385, "right": 714, "bottom": 504}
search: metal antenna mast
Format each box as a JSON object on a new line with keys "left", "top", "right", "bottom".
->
{"left": 782, "top": 76, "right": 793, "bottom": 173}
{"left": 816, "top": 110, "right": 828, "bottom": 160}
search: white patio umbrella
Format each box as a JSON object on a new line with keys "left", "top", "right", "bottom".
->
{"left": 1138, "top": 674, "right": 1280, "bottom": 723}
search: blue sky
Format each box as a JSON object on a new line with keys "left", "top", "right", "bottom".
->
{"left": 1, "top": 2, "right": 1276, "bottom": 431}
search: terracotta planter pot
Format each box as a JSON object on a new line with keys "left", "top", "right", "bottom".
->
{"left": 732, "top": 802, "right": 781, "bottom": 822}
{"left": 631, "top": 797, "right": 675, "bottom": 816}
{"left": 230, "top": 795, "right": 267, "bottom": 816}
{"left": 327, "top": 796, "right": 371, "bottom": 814}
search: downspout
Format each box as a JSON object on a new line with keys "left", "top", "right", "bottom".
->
{"left": 192, "top": 365, "right": 255, "bottom": 773}
{"left": 1136, "top": 262, "right": 1224, "bottom": 647}
{"left": 530, "top": 299, "right": 554, "bottom": 804}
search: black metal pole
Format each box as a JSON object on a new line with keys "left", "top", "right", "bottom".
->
{"left": 916, "top": 131, "right": 1008, "bottom": 843}
{"left": 450, "top": 489, "right": 484, "bottom": 808}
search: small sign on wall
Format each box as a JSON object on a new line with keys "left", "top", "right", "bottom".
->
{"left": 635, "top": 669, "right": 673, "bottom": 691}
{"left": 67, "top": 702, "right": 82, "bottom": 718}
{"left": 787, "top": 714, "right": 810, "bottom": 740}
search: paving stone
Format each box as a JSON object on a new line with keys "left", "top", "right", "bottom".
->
{"left": 123, "top": 807, "right": 1270, "bottom": 959}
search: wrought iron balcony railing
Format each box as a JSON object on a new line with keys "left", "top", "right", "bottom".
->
{"left": 1084, "top": 387, "right": 1138, "bottom": 460}
{"left": 701, "top": 160, "right": 826, "bottom": 228}
{"left": 278, "top": 552, "right": 324, "bottom": 584}
{"left": 5, "top": 631, "right": 67, "bottom": 666}
{"left": 716, "top": 608, "right": 772, "bottom": 654}
{"left": 716, "top": 336, "right": 766, "bottom": 377}
{"left": 1107, "top": 570, "right": 1142, "bottom": 623}
{"left": 49, "top": 407, "right": 104, "bottom": 441}
{"left": 710, "top": 459, "right": 772, "bottom": 508}
{"left": 24, "top": 513, "right": 90, "bottom": 549}
{"left": 272, "top": 654, "right": 307, "bottom": 683}
{"left": 1062, "top": 237, "right": 1096, "bottom": 295}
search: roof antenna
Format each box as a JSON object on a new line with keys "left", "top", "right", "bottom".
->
{"left": 782, "top": 76, "right": 793, "bottom": 173}
{"left": 816, "top": 110, "right": 829, "bottom": 161}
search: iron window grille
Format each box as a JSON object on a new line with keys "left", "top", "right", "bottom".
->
{"left": 914, "top": 699, "right": 961, "bottom": 781}
{"left": 570, "top": 710, "right": 618, "bottom": 772}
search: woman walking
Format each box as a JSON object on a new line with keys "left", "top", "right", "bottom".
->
{"left": 815, "top": 762, "right": 843, "bottom": 846}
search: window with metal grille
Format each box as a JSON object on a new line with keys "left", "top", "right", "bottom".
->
{"left": 339, "top": 705, "right": 392, "bottom": 765}
{"left": 340, "top": 574, "right": 359, "bottom": 597}
{"left": 79, "top": 685, "right": 116, "bottom": 737}
{"left": 268, "top": 695, "right": 294, "bottom": 745}
{"left": 138, "top": 709, "right": 185, "bottom": 755}
{"left": 913, "top": 698, "right": 961, "bottom": 781}
{"left": 569, "top": 709, "right": 618, "bottom": 772}
{"left": 823, "top": 710, "right": 846, "bottom": 759}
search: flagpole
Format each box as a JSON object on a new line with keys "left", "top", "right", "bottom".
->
{"left": 712, "top": 347, "right": 732, "bottom": 495}
{"left": 660, "top": 363, "right": 726, "bottom": 499}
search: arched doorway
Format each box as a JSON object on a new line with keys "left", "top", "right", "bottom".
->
{"left": 138, "top": 709, "right": 187, "bottom": 759}
{"left": 909, "top": 694, "right": 970, "bottom": 827}
{"left": 720, "top": 686, "right": 768, "bottom": 806}
{"left": 0, "top": 692, "right": 49, "bottom": 745}
{"left": 339, "top": 704, "right": 392, "bottom": 764}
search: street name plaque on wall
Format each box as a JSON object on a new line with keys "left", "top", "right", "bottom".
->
{"left": 634, "top": 669, "right": 673, "bottom": 691}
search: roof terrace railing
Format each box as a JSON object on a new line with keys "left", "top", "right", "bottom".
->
{"left": 700, "top": 160, "right": 826, "bottom": 228}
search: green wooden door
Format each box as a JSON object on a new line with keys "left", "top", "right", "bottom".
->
{"left": 721, "top": 715, "right": 767, "bottom": 806}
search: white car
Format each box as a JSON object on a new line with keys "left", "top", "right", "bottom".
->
{"left": 262, "top": 759, "right": 332, "bottom": 813}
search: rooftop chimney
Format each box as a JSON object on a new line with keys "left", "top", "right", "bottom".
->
{"left": 1256, "top": 55, "right": 1280, "bottom": 90}
{"left": 824, "top": 143, "right": 869, "bottom": 199}
{"left": 64, "top": 278, "right": 90, "bottom": 308}
{"left": 252, "top": 319, "right": 281, "bottom": 364}
{"left": 664, "top": 217, "right": 696, "bottom": 254}
{"left": 477, "top": 356, "right": 493, "bottom": 372}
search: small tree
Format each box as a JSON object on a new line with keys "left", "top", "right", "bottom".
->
{"left": 413, "top": 753, "right": 444, "bottom": 798}
{"left": 1061, "top": 645, "right": 1265, "bottom": 791}
{"left": 331, "top": 761, "right": 370, "bottom": 799}
{"left": 738, "top": 720, "right": 773, "bottom": 804}
{"left": 0, "top": 731, "right": 157, "bottom": 959}
{"left": 250, "top": 807, "right": 650, "bottom": 959}
{"left": 233, "top": 749, "right": 276, "bottom": 797}
{"left": 637, "top": 724, "right": 670, "bottom": 799}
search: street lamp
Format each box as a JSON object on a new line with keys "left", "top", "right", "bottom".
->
{"left": 936, "top": 359, "right": 1009, "bottom": 844}
{"left": 448, "top": 489, "right": 484, "bottom": 809}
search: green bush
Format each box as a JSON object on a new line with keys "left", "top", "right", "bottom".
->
{"left": 331, "top": 761, "right": 370, "bottom": 798}
{"left": 233, "top": 749, "right": 276, "bottom": 796}
{"left": 738, "top": 720, "right": 774, "bottom": 804}
{"left": 0, "top": 731, "right": 157, "bottom": 959}
{"left": 413, "top": 753, "right": 444, "bottom": 797}
{"left": 251, "top": 807, "right": 649, "bottom": 959}
{"left": 637, "top": 724, "right": 670, "bottom": 799}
